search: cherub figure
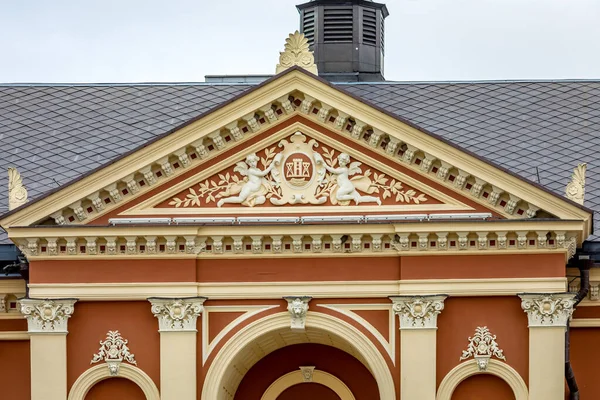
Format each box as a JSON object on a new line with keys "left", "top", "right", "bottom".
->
{"left": 314, "top": 152, "right": 381, "bottom": 205}
{"left": 217, "top": 152, "right": 282, "bottom": 207}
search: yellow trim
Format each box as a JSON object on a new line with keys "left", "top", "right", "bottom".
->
{"left": 68, "top": 363, "right": 160, "bottom": 400}
{"left": 261, "top": 370, "right": 355, "bottom": 400}
{"left": 436, "top": 359, "right": 528, "bottom": 400}
{"left": 200, "top": 311, "right": 396, "bottom": 400}
{"left": 0, "top": 331, "right": 29, "bottom": 340}
{"left": 0, "top": 313, "right": 25, "bottom": 320}
{"left": 570, "top": 318, "right": 600, "bottom": 327}
{"left": 125, "top": 122, "right": 471, "bottom": 216}
{"left": 1, "top": 70, "right": 591, "bottom": 238}
{"left": 0, "top": 280, "right": 26, "bottom": 295}
{"left": 27, "top": 277, "right": 566, "bottom": 301}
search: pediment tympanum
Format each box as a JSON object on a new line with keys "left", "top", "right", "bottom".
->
{"left": 161, "top": 132, "right": 434, "bottom": 210}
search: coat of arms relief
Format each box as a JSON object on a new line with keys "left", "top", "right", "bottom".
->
{"left": 168, "top": 132, "right": 429, "bottom": 208}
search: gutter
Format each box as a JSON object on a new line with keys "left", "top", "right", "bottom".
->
{"left": 565, "top": 242, "right": 598, "bottom": 399}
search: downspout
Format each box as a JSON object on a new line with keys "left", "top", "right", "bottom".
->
{"left": 565, "top": 256, "right": 592, "bottom": 400}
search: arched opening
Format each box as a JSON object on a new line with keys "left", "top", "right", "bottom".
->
{"left": 236, "top": 343, "right": 373, "bottom": 399}
{"left": 436, "top": 360, "right": 527, "bottom": 400}
{"left": 85, "top": 378, "right": 146, "bottom": 400}
{"left": 68, "top": 364, "right": 160, "bottom": 400}
{"left": 279, "top": 383, "right": 340, "bottom": 399}
{"left": 201, "top": 312, "right": 395, "bottom": 400}
{"left": 451, "top": 374, "right": 515, "bottom": 400}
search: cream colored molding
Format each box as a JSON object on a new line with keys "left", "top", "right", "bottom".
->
{"left": 28, "top": 277, "right": 567, "bottom": 301}
{"left": 200, "top": 311, "right": 396, "bottom": 400}
{"left": 91, "top": 330, "right": 137, "bottom": 376}
{"left": 459, "top": 326, "right": 506, "bottom": 371}
{"left": 519, "top": 293, "right": 576, "bottom": 327}
{"left": 7, "top": 167, "right": 28, "bottom": 211}
{"left": 19, "top": 298, "right": 76, "bottom": 333}
{"left": 68, "top": 363, "right": 160, "bottom": 400}
{"left": 284, "top": 296, "right": 311, "bottom": 332}
{"left": 1, "top": 71, "right": 591, "bottom": 239}
{"left": 148, "top": 297, "right": 206, "bottom": 332}
{"left": 565, "top": 163, "right": 586, "bottom": 205}
{"left": 390, "top": 295, "right": 447, "bottom": 329}
{"left": 318, "top": 303, "right": 395, "bottom": 364}
{"left": 201, "top": 304, "right": 279, "bottom": 365}
{"left": 0, "top": 331, "right": 29, "bottom": 340}
{"left": 261, "top": 369, "right": 355, "bottom": 400}
{"left": 275, "top": 31, "right": 318, "bottom": 75}
{"left": 0, "top": 279, "right": 26, "bottom": 297}
{"left": 570, "top": 318, "right": 600, "bottom": 328}
{"left": 436, "top": 359, "right": 528, "bottom": 400}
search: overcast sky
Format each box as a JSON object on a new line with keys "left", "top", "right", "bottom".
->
{"left": 1, "top": 0, "right": 599, "bottom": 83}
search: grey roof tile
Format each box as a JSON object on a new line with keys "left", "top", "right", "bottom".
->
{"left": 0, "top": 79, "right": 599, "bottom": 243}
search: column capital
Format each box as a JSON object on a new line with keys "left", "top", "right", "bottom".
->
{"left": 148, "top": 297, "right": 207, "bottom": 332}
{"left": 518, "top": 292, "right": 576, "bottom": 327}
{"left": 284, "top": 296, "right": 312, "bottom": 332}
{"left": 390, "top": 295, "right": 448, "bottom": 329}
{"left": 19, "top": 298, "right": 77, "bottom": 333}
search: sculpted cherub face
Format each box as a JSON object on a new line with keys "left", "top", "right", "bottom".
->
{"left": 246, "top": 154, "right": 259, "bottom": 168}
{"left": 337, "top": 153, "right": 350, "bottom": 167}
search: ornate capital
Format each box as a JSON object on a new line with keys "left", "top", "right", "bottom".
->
{"left": 519, "top": 293, "right": 576, "bottom": 327}
{"left": 390, "top": 295, "right": 447, "bottom": 329}
{"left": 459, "top": 326, "right": 506, "bottom": 371}
{"left": 148, "top": 297, "right": 206, "bottom": 332}
{"left": 91, "top": 330, "right": 137, "bottom": 376}
{"left": 284, "top": 296, "right": 311, "bottom": 332}
{"left": 19, "top": 298, "right": 77, "bottom": 333}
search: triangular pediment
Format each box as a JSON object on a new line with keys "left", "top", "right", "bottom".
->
{"left": 114, "top": 124, "right": 483, "bottom": 218}
{"left": 0, "top": 68, "right": 592, "bottom": 242}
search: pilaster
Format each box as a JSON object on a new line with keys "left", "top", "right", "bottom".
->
{"left": 149, "top": 297, "right": 206, "bottom": 400}
{"left": 391, "top": 295, "right": 447, "bottom": 400}
{"left": 519, "top": 292, "right": 576, "bottom": 400}
{"left": 20, "top": 298, "right": 77, "bottom": 400}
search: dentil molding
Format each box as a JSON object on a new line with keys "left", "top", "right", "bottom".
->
{"left": 91, "top": 330, "right": 137, "bottom": 376}
{"left": 19, "top": 298, "right": 77, "bottom": 333}
{"left": 284, "top": 296, "right": 311, "bottom": 332}
{"left": 518, "top": 293, "right": 576, "bottom": 327}
{"left": 148, "top": 297, "right": 206, "bottom": 332}
{"left": 390, "top": 295, "right": 447, "bottom": 329}
{"left": 459, "top": 326, "right": 506, "bottom": 371}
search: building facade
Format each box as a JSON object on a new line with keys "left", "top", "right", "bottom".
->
{"left": 1, "top": 1, "right": 600, "bottom": 399}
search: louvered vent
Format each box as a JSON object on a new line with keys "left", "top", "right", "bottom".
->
{"left": 302, "top": 9, "right": 315, "bottom": 45}
{"left": 362, "top": 8, "right": 377, "bottom": 46}
{"left": 323, "top": 7, "right": 354, "bottom": 43}
{"left": 381, "top": 16, "right": 385, "bottom": 54}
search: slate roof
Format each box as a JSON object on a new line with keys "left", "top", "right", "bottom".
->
{"left": 1, "top": 79, "right": 599, "bottom": 243}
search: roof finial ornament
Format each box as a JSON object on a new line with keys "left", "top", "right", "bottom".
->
{"left": 276, "top": 31, "right": 318, "bottom": 75}
{"left": 565, "top": 163, "right": 587, "bottom": 205}
{"left": 8, "top": 167, "right": 28, "bottom": 211}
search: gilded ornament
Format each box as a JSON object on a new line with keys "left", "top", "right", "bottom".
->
{"left": 276, "top": 31, "right": 318, "bottom": 75}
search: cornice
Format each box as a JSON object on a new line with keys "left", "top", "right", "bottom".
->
{"left": 1, "top": 70, "right": 591, "bottom": 239}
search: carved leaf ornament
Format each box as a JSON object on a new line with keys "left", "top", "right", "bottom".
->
{"left": 169, "top": 132, "right": 428, "bottom": 208}
{"left": 459, "top": 326, "right": 506, "bottom": 371}
{"left": 276, "top": 31, "right": 318, "bottom": 75}
{"left": 91, "top": 330, "right": 137, "bottom": 376}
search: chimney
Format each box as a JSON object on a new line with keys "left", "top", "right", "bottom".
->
{"left": 297, "top": 0, "right": 389, "bottom": 82}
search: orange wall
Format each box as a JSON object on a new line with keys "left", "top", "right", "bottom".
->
{"left": 234, "top": 343, "right": 379, "bottom": 400}
{"left": 67, "top": 302, "right": 160, "bottom": 391}
{"left": 85, "top": 378, "right": 146, "bottom": 400}
{"left": 437, "top": 297, "right": 529, "bottom": 387}
{"left": 0, "top": 340, "right": 30, "bottom": 400}
{"left": 30, "top": 258, "right": 197, "bottom": 283}
{"left": 568, "top": 328, "right": 600, "bottom": 399}
{"left": 0, "top": 318, "right": 27, "bottom": 331}
{"left": 401, "top": 253, "right": 565, "bottom": 280}
{"left": 451, "top": 374, "right": 515, "bottom": 400}
{"left": 197, "top": 257, "right": 400, "bottom": 282}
